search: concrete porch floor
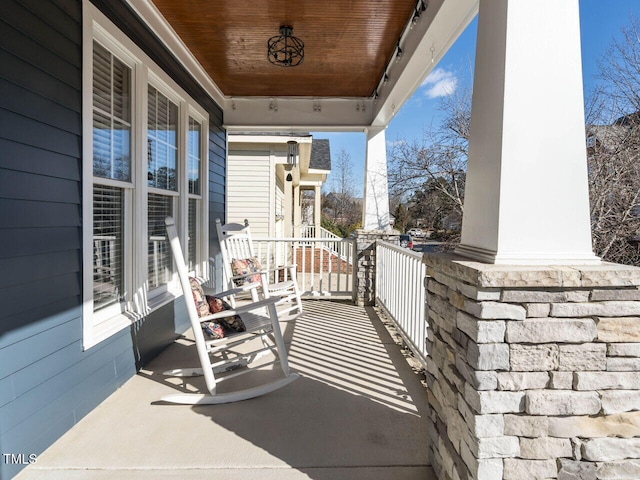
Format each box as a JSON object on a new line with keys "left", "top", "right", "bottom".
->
{"left": 15, "top": 300, "right": 434, "bottom": 480}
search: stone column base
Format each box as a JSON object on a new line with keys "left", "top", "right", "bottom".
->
{"left": 354, "top": 229, "right": 400, "bottom": 306}
{"left": 423, "top": 253, "right": 640, "bottom": 480}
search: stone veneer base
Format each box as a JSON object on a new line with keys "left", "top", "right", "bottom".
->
{"left": 354, "top": 229, "right": 400, "bottom": 306}
{"left": 423, "top": 253, "right": 640, "bottom": 480}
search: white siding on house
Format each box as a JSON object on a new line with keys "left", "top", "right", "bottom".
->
{"left": 227, "top": 149, "right": 272, "bottom": 237}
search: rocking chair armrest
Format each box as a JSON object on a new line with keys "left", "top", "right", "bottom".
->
{"left": 196, "top": 296, "right": 281, "bottom": 323}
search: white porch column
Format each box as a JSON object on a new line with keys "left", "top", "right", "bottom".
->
{"left": 314, "top": 185, "right": 322, "bottom": 229}
{"left": 293, "top": 184, "right": 301, "bottom": 237}
{"left": 284, "top": 178, "right": 293, "bottom": 237}
{"left": 457, "top": 0, "right": 599, "bottom": 265}
{"left": 363, "top": 127, "right": 390, "bottom": 230}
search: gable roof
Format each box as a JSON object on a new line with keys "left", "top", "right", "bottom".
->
{"left": 310, "top": 139, "right": 331, "bottom": 171}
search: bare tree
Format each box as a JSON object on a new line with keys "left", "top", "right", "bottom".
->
{"left": 331, "top": 147, "right": 355, "bottom": 198}
{"left": 322, "top": 147, "right": 361, "bottom": 236}
{"left": 387, "top": 86, "right": 470, "bottom": 239}
{"left": 583, "top": 15, "right": 640, "bottom": 266}
{"left": 587, "top": 127, "right": 640, "bottom": 265}
{"left": 387, "top": 16, "right": 640, "bottom": 264}
{"left": 597, "top": 15, "right": 640, "bottom": 119}
{"left": 585, "top": 104, "right": 640, "bottom": 265}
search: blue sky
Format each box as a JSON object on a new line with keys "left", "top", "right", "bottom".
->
{"left": 313, "top": 1, "right": 640, "bottom": 197}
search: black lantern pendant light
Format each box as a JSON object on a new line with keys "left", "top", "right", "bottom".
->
{"left": 268, "top": 26, "right": 304, "bottom": 67}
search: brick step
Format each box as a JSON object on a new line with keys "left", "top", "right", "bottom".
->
{"left": 295, "top": 246, "right": 351, "bottom": 274}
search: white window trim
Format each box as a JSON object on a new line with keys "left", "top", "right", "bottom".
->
{"left": 186, "top": 108, "right": 208, "bottom": 277}
{"left": 82, "top": 2, "right": 209, "bottom": 349}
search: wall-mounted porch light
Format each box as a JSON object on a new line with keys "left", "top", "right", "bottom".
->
{"left": 286, "top": 140, "right": 298, "bottom": 181}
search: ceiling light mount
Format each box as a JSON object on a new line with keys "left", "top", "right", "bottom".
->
{"left": 268, "top": 26, "right": 305, "bottom": 67}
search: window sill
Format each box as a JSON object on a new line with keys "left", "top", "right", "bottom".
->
{"left": 146, "top": 286, "right": 182, "bottom": 312}
{"left": 83, "top": 287, "right": 182, "bottom": 350}
{"left": 83, "top": 311, "right": 133, "bottom": 350}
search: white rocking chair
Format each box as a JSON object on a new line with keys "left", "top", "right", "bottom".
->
{"left": 161, "top": 216, "right": 298, "bottom": 405}
{"left": 216, "top": 218, "right": 303, "bottom": 316}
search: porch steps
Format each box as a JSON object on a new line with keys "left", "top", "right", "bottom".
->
{"left": 295, "top": 246, "right": 352, "bottom": 274}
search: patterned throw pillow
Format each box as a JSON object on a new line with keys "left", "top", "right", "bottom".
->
{"left": 206, "top": 296, "right": 246, "bottom": 332}
{"left": 189, "top": 277, "right": 211, "bottom": 317}
{"left": 189, "top": 277, "right": 225, "bottom": 339}
{"left": 230, "top": 257, "right": 263, "bottom": 286}
{"left": 202, "top": 321, "right": 225, "bottom": 339}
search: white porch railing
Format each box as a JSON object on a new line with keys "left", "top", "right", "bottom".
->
{"left": 300, "top": 225, "right": 342, "bottom": 240}
{"left": 252, "top": 236, "right": 356, "bottom": 299}
{"left": 375, "top": 240, "right": 428, "bottom": 367}
{"left": 300, "top": 226, "right": 350, "bottom": 262}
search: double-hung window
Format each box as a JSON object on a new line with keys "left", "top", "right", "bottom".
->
{"left": 83, "top": 5, "right": 209, "bottom": 349}
{"left": 90, "top": 40, "right": 133, "bottom": 323}
{"left": 146, "top": 85, "right": 179, "bottom": 294}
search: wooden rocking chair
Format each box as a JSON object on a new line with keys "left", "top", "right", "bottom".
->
{"left": 216, "top": 218, "right": 303, "bottom": 316}
{"left": 161, "top": 217, "right": 298, "bottom": 404}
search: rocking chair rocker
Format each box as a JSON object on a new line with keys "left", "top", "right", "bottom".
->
{"left": 161, "top": 217, "right": 298, "bottom": 405}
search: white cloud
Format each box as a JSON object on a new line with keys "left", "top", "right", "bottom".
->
{"left": 421, "top": 67, "right": 458, "bottom": 98}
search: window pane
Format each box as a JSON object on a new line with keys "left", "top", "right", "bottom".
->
{"left": 188, "top": 198, "right": 198, "bottom": 271}
{"left": 148, "top": 193, "right": 173, "bottom": 290}
{"left": 112, "top": 120, "right": 131, "bottom": 180}
{"left": 93, "top": 185, "right": 124, "bottom": 311}
{"left": 93, "top": 44, "right": 112, "bottom": 115}
{"left": 147, "top": 86, "right": 178, "bottom": 191}
{"left": 93, "top": 112, "right": 112, "bottom": 178}
{"left": 113, "top": 57, "right": 131, "bottom": 123}
{"left": 188, "top": 117, "right": 201, "bottom": 195}
{"left": 92, "top": 41, "right": 131, "bottom": 182}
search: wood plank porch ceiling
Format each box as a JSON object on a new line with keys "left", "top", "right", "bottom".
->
{"left": 151, "top": 0, "right": 417, "bottom": 98}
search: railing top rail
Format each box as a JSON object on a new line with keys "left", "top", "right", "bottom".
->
{"left": 377, "top": 239, "right": 423, "bottom": 259}
{"left": 253, "top": 237, "right": 354, "bottom": 243}
{"left": 317, "top": 226, "right": 342, "bottom": 240}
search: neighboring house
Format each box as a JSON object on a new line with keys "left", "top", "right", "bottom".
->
{"left": 585, "top": 112, "right": 640, "bottom": 156}
{"left": 322, "top": 192, "right": 363, "bottom": 226}
{"left": 227, "top": 134, "right": 331, "bottom": 237}
{"left": 585, "top": 124, "right": 626, "bottom": 157}
{"left": 1, "top": 2, "right": 226, "bottom": 477}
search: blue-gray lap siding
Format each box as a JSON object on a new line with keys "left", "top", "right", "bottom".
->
{"left": 0, "top": 1, "right": 226, "bottom": 478}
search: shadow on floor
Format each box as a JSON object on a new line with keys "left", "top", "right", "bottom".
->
{"left": 168, "top": 300, "right": 433, "bottom": 479}
{"left": 16, "top": 300, "right": 435, "bottom": 480}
